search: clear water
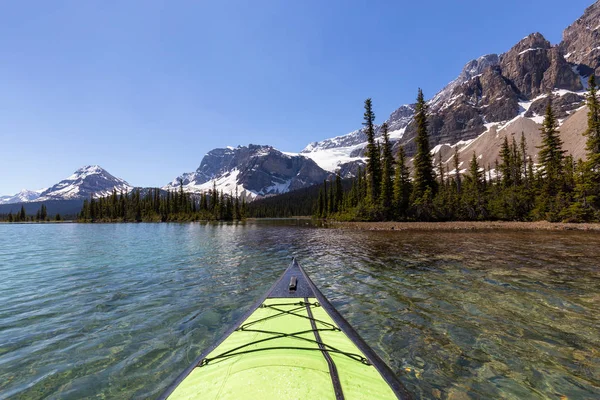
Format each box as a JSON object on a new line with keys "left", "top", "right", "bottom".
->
{"left": 0, "top": 221, "right": 599, "bottom": 399}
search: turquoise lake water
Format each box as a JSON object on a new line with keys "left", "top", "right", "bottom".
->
{"left": 0, "top": 221, "right": 599, "bottom": 399}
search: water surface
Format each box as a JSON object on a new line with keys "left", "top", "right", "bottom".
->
{"left": 0, "top": 222, "right": 599, "bottom": 399}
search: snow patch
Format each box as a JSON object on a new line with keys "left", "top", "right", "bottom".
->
{"left": 430, "top": 144, "right": 444, "bottom": 155}
{"left": 388, "top": 127, "right": 406, "bottom": 140}
{"left": 302, "top": 143, "right": 366, "bottom": 173}
{"left": 518, "top": 48, "right": 544, "bottom": 56}
{"left": 529, "top": 115, "right": 545, "bottom": 124}
{"left": 258, "top": 179, "right": 292, "bottom": 196}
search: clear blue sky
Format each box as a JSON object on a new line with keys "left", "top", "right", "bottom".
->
{"left": 0, "top": 0, "right": 593, "bottom": 194}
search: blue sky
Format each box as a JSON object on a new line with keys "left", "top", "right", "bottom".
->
{"left": 0, "top": 0, "right": 593, "bottom": 194}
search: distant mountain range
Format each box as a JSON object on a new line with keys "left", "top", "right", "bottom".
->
{"left": 2, "top": 1, "right": 600, "bottom": 208}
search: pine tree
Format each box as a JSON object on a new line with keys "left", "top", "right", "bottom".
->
{"left": 499, "top": 136, "right": 512, "bottom": 187}
{"left": 20, "top": 205, "right": 26, "bottom": 221}
{"left": 411, "top": 88, "right": 437, "bottom": 202}
{"left": 520, "top": 132, "right": 529, "bottom": 185}
{"left": 583, "top": 74, "right": 600, "bottom": 211}
{"left": 363, "top": 98, "right": 381, "bottom": 205}
{"left": 536, "top": 98, "right": 566, "bottom": 219}
{"left": 464, "top": 152, "right": 483, "bottom": 220}
{"left": 380, "top": 122, "right": 394, "bottom": 216}
{"left": 317, "top": 187, "right": 325, "bottom": 218}
{"left": 537, "top": 98, "right": 566, "bottom": 189}
{"left": 335, "top": 172, "right": 343, "bottom": 212}
{"left": 393, "top": 146, "right": 411, "bottom": 219}
{"left": 453, "top": 147, "right": 461, "bottom": 194}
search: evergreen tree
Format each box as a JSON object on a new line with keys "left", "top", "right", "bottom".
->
{"left": 464, "top": 152, "right": 483, "bottom": 220}
{"left": 520, "top": 132, "right": 529, "bottom": 186}
{"left": 583, "top": 74, "right": 600, "bottom": 211}
{"left": 393, "top": 146, "right": 411, "bottom": 219}
{"left": 19, "top": 205, "right": 26, "bottom": 221}
{"left": 453, "top": 147, "right": 461, "bottom": 194}
{"left": 335, "top": 172, "right": 343, "bottom": 212}
{"left": 411, "top": 88, "right": 437, "bottom": 202}
{"left": 499, "top": 136, "right": 512, "bottom": 187}
{"left": 363, "top": 98, "right": 381, "bottom": 205}
{"left": 536, "top": 98, "right": 566, "bottom": 219}
{"left": 537, "top": 99, "right": 565, "bottom": 186}
{"left": 317, "top": 187, "right": 325, "bottom": 218}
{"left": 380, "top": 122, "right": 394, "bottom": 216}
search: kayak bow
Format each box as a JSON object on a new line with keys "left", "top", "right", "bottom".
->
{"left": 160, "top": 258, "right": 411, "bottom": 399}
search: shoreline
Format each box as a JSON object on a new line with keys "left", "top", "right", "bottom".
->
{"left": 327, "top": 220, "right": 600, "bottom": 231}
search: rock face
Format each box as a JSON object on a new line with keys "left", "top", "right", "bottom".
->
{"left": 500, "top": 33, "right": 582, "bottom": 98}
{"left": 384, "top": 104, "right": 416, "bottom": 133}
{"left": 524, "top": 92, "right": 585, "bottom": 119}
{"left": 165, "top": 145, "right": 330, "bottom": 198}
{"left": 561, "top": 1, "right": 600, "bottom": 75}
{"left": 303, "top": 129, "right": 367, "bottom": 152}
{"left": 430, "top": 54, "right": 501, "bottom": 108}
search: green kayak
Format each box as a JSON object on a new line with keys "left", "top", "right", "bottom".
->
{"left": 160, "top": 258, "right": 411, "bottom": 399}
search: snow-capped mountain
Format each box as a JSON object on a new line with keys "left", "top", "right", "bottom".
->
{"left": 0, "top": 165, "right": 133, "bottom": 204}
{"left": 0, "top": 189, "right": 46, "bottom": 205}
{"left": 37, "top": 165, "right": 133, "bottom": 201}
{"left": 164, "top": 145, "right": 329, "bottom": 199}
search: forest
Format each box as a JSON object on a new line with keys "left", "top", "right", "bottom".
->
{"left": 77, "top": 182, "right": 246, "bottom": 222}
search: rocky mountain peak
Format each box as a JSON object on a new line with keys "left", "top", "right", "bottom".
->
{"left": 165, "top": 144, "right": 330, "bottom": 199}
{"left": 0, "top": 166, "right": 133, "bottom": 204}
{"left": 510, "top": 32, "right": 552, "bottom": 54}
{"left": 38, "top": 165, "right": 132, "bottom": 201}
{"left": 561, "top": 0, "right": 600, "bottom": 75}
{"left": 500, "top": 32, "right": 581, "bottom": 99}
{"left": 430, "top": 54, "right": 500, "bottom": 108}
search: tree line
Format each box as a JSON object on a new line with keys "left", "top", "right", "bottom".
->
{"left": 78, "top": 181, "right": 246, "bottom": 222}
{"left": 0, "top": 204, "right": 63, "bottom": 222}
{"left": 315, "top": 77, "right": 600, "bottom": 223}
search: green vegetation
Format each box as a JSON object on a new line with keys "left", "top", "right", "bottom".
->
{"left": 0, "top": 203, "right": 60, "bottom": 222}
{"left": 315, "top": 85, "right": 600, "bottom": 223}
{"left": 77, "top": 183, "right": 245, "bottom": 222}
{"left": 246, "top": 178, "right": 352, "bottom": 218}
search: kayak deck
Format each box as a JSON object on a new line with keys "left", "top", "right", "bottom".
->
{"left": 161, "top": 259, "right": 410, "bottom": 400}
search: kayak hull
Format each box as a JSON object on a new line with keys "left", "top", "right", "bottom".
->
{"left": 160, "top": 259, "right": 411, "bottom": 400}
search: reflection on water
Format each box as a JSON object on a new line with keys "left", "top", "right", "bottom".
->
{"left": 0, "top": 222, "right": 599, "bottom": 399}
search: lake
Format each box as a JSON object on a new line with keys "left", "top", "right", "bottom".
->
{"left": 1, "top": 221, "right": 599, "bottom": 399}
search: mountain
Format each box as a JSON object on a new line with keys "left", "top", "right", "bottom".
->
{"left": 562, "top": 1, "right": 600, "bottom": 76}
{"left": 296, "top": 2, "right": 599, "bottom": 174}
{"left": 163, "top": 145, "right": 330, "bottom": 199}
{"left": 0, "top": 165, "right": 133, "bottom": 204}
{"left": 0, "top": 189, "right": 46, "bottom": 205}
